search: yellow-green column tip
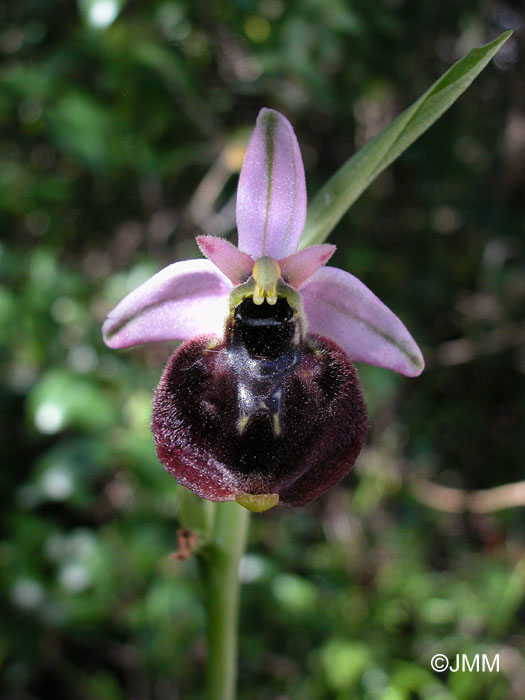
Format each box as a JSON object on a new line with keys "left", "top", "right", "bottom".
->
{"left": 235, "top": 493, "right": 279, "bottom": 513}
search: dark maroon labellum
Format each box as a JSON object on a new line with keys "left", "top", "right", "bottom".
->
{"left": 152, "top": 298, "right": 367, "bottom": 506}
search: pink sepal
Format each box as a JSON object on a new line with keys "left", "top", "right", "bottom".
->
{"left": 301, "top": 266, "right": 424, "bottom": 377}
{"left": 197, "top": 236, "right": 254, "bottom": 285}
{"left": 236, "top": 108, "right": 307, "bottom": 259}
{"left": 102, "top": 259, "right": 232, "bottom": 349}
{"left": 279, "top": 244, "right": 336, "bottom": 288}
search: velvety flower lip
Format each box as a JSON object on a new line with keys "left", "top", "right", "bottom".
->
{"left": 102, "top": 107, "right": 424, "bottom": 378}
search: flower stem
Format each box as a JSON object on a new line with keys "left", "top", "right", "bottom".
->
{"left": 201, "top": 501, "right": 250, "bottom": 700}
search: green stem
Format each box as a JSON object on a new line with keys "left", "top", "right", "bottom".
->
{"left": 201, "top": 501, "right": 250, "bottom": 700}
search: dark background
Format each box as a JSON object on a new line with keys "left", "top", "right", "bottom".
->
{"left": 1, "top": 0, "right": 524, "bottom": 698}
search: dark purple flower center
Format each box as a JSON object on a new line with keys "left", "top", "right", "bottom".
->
{"left": 233, "top": 297, "right": 295, "bottom": 359}
{"left": 152, "top": 297, "right": 368, "bottom": 506}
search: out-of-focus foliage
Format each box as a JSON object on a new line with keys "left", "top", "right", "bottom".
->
{"left": 1, "top": 1, "right": 524, "bottom": 699}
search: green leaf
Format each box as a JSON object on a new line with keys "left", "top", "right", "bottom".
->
{"left": 300, "top": 30, "right": 512, "bottom": 248}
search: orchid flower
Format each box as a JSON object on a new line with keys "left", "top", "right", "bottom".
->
{"left": 103, "top": 108, "right": 423, "bottom": 511}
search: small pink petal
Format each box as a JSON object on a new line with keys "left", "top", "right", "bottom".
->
{"left": 197, "top": 235, "right": 254, "bottom": 285}
{"left": 301, "top": 266, "right": 424, "bottom": 377}
{"left": 102, "top": 259, "right": 232, "bottom": 349}
{"left": 236, "top": 108, "right": 307, "bottom": 260}
{"left": 279, "top": 244, "right": 336, "bottom": 288}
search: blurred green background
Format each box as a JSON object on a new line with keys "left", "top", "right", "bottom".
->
{"left": 1, "top": 1, "right": 524, "bottom": 698}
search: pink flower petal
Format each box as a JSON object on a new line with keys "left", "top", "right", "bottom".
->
{"left": 197, "top": 235, "right": 254, "bottom": 285}
{"left": 236, "top": 108, "right": 307, "bottom": 260}
{"left": 102, "top": 259, "right": 232, "bottom": 349}
{"left": 279, "top": 244, "right": 336, "bottom": 288}
{"left": 301, "top": 266, "right": 424, "bottom": 377}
